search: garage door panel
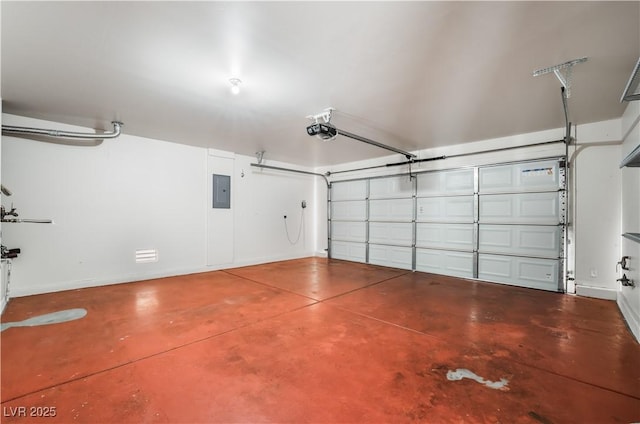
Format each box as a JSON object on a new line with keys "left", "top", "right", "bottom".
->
{"left": 331, "top": 241, "right": 366, "bottom": 263}
{"left": 478, "top": 254, "right": 560, "bottom": 291}
{"left": 416, "top": 223, "right": 474, "bottom": 250}
{"left": 416, "top": 249, "right": 474, "bottom": 278}
{"left": 331, "top": 221, "right": 366, "bottom": 243}
{"left": 370, "top": 198, "right": 413, "bottom": 222}
{"left": 417, "top": 169, "right": 475, "bottom": 196}
{"left": 417, "top": 196, "right": 475, "bottom": 223}
{"left": 370, "top": 176, "right": 413, "bottom": 199}
{"left": 480, "top": 160, "right": 560, "bottom": 193}
{"left": 480, "top": 192, "right": 559, "bottom": 224}
{"left": 329, "top": 159, "right": 565, "bottom": 292}
{"left": 331, "top": 200, "right": 367, "bottom": 221}
{"left": 369, "top": 222, "right": 413, "bottom": 246}
{"left": 479, "top": 225, "right": 561, "bottom": 258}
{"left": 331, "top": 180, "right": 367, "bottom": 201}
{"left": 369, "top": 245, "right": 412, "bottom": 270}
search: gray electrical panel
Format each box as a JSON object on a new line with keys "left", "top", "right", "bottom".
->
{"left": 212, "top": 174, "right": 230, "bottom": 208}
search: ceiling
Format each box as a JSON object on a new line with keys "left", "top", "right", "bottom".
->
{"left": 2, "top": 1, "right": 639, "bottom": 167}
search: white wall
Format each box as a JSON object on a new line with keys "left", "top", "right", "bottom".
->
{"left": 571, "top": 122, "right": 622, "bottom": 299}
{"left": 1, "top": 114, "right": 315, "bottom": 298}
{"left": 619, "top": 101, "right": 640, "bottom": 341}
{"left": 232, "top": 154, "right": 316, "bottom": 264}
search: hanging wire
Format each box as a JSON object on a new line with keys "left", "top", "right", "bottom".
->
{"left": 284, "top": 209, "right": 304, "bottom": 245}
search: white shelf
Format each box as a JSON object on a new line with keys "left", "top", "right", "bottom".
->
{"left": 622, "top": 233, "right": 640, "bottom": 244}
{"left": 621, "top": 143, "right": 640, "bottom": 168}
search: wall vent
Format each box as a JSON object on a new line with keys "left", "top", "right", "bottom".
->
{"left": 135, "top": 249, "right": 158, "bottom": 263}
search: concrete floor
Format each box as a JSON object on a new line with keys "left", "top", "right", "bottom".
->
{"left": 1, "top": 257, "right": 639, "bottom": 423}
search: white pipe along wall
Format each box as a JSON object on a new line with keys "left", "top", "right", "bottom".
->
{"left": 1, "top": 114, "right": 315, "bottom": 298}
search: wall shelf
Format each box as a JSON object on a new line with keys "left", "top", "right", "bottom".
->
{"left": 621, "top": 57, "right": 640, "bottom": 102}
{"left": 620, "top": 143, "right": 640, "bottom": 168}
{"left": 622, "top": 233, "right": 640, "bottom": 244}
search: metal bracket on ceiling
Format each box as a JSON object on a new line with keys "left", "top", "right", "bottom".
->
{"left": 533, "top": 57, "right": 588, "bottom": 98}
{"left": 306, "top": 107, "right": 334, "bottom": 125}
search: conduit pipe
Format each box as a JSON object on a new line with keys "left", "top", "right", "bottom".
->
{"left": 250, "top": 163, "right": 330, "bottom": 187}
{"left": 326, "top": 139, "right": 566, "bottom": 176}
{"left": 1, "top": 218, "right": 53, "bottom": 224}
{"left": 561, "top": 87, "right": 571, "bottom": 145}
{"left": 2, "top": 121, "right": 123, "bottom": 140}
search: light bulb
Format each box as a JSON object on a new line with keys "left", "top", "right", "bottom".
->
{"left": 229, "top": 78, "right": 241, "bottom": 95}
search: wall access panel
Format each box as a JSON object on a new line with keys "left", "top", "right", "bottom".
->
{"left": 207, "top": 156, "right": 235, "bottom": 266}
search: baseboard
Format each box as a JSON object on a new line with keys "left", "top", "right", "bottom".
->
{"left": 575, "top": 284, "right": 618, "bottom": 300}
{"left": 617, "top": 292, "right": 640, "bottom": 343}
{"left": 8, "top": 252, "right": 317, "bottom": 298}
{"left": 220, "top": 252, "right": 315, "bottom": 270}
{"left": 9, "top": 265, "right": 211, "bottom": 298}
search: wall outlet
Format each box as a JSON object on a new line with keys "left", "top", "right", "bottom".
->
{"left": 589, "top": 268, "right": 598, "bottom": 278}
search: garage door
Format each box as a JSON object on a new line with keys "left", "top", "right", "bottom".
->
{"left": 328, "top": 158, "right": 566, "bottom": 292}
{"left": 415, "top": 168, "right": 475, "bottom": 278}
{"left": 368, "top": 176, "right": 413, "bottom": 270}
{"left": 477, "top": 160, "right": 565, "bottom": 291}
{"left": 330, "top": 179, "right": 368, "bottom": 263}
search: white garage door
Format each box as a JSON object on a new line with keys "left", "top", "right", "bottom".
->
{"left": 477, "top": 160, "right": 565, "bottom": 291}
{"left": 415, "top": 168, "right": 475, "bottom": 278}
{"left": 328, "top": 158, "right": 566, "bottom": 292}
{"left": 330, "top": 180, "right": 368, "bottom": 263}
{"left": 367, "top": 176, "right": 413, "bottom": 270}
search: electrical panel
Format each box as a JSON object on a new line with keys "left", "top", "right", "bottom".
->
{"left": 212, "top": 174, "right": 230, "bottom": 209}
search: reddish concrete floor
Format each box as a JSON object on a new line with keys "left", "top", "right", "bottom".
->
{"left": 1, "top": 257, "right": 639, "bottom": 423}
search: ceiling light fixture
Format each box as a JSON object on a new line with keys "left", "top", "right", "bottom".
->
{"left": 229, "top": 78, "right": 242, "bottom": 95}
